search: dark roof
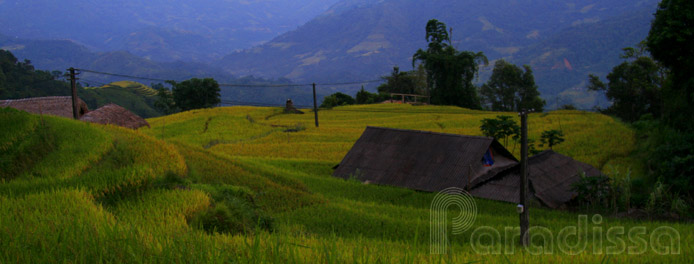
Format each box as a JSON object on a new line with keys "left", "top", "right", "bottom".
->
{"left": 332, "top": 126, "right": 518, "bottom": 192}
{"left": 1, "top": 96, "right": 89, "bottom": 118}
{"left": 80, "top": 103, "right": 150, "bottom": 129}
{"left": 470, "top": 150, "right": 602, "bottom": 208}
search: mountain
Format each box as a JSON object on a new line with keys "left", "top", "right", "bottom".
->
{"left": 217, "top": 0, "right": 659, "bottom": 108}
{"left": 506, "top": 6, "right": 657, "bottom": 108}
{"left": 0, "top": 0, "right": 340, "bottom": 62}
{"left": 0, "top": 36, "right": 319, "bottom": 106}
{"left": 0, "top": 35, "right": 230, "bottom": 82}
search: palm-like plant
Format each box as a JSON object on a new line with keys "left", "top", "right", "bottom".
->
{"left": 413, "top": 19, "right": 487, "bottom": 109}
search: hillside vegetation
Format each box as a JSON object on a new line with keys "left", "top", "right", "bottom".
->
{"left": 1, "top": 105, "right": 690, "bottom": 263}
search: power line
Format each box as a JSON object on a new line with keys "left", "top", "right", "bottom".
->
{"left": 78, "top": 69, "right": 169, "bottom": 82}
{"left": 77, "top": 68, "right": 383, "bottom": 88}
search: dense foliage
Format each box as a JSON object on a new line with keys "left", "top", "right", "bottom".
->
{"left": 0, "top": 50, "right": 70, "bottom": 99}
{"left": 355, "top": 87, "right": 389, "bottom": 104}
{"left": 377, "top": 66, "right": 426, "bottom": 96}
{"left": 413, "top": 19, "right": 487, "bottom": 109}
{"left": 0, "top": 50, "right": 163, "bottom": 118}
{"left": 319, "top": 92, "right": 355, "bottom": 108}
{"left": 480, "top": 60, "right": 545, "bottom": 112}
{"left": 647, "top": 0, "right": 694, "bottom": 131}
{"left": 587, "top": 47, "right": 664, "bottom": 122}
{"left": 169, "top": 78, "right": 221, "bottom": 111}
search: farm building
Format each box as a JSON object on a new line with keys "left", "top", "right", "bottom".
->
{"left": 80, "top": 103, "right": 150, "bottom": 129}
{"left": 470, "top": 150, "right": 602, "bottom": 208}
{"left": 0, "top": 96, "right": 89, "bottom": 118}
{"left": 332, "top": 126, "right": 519, "bottom": 192}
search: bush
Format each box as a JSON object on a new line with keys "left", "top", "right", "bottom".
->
{"left": 320, "top": 92, "right": 355, "bottom": 108}
{"left": 356, "top": 87, "right": 390, "bottom": 104}
{"left": 190, "top": 184, "right": 273, "bottom": 235}
{"left": 634, "top": 119, "right": 694, "bottom": 203}
{"left": 645, "top": 181, "right": 690, "bottom": 219}
{"left": 571, "top": 173, "right": 621, "bottom": 212}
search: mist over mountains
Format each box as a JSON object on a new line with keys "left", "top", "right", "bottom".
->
{"left": 0, "top": 0, "right": 339, "bottom": 62}
{"left": 0, "top": 0, "right": 660, "bottom": 108}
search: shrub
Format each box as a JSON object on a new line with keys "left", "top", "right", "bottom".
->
{"left": 190, "top": 184, "right": 273, "bottom": 235}
{"left": 571, "top": 173, "right": 621, "bottom": 212}
{"left": 320, "top": 92, "right": 355, "bottom": 108}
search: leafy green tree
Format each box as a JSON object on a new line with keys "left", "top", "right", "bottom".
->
{"left": 587, "top": 47, "right": 664, "bottom": 122}
{"left": 356, "top": 86, "right": 389, "bottom": 104}
{"left": 540, "top": 129, "right": 565, "bottom": 149}
{"left": 480, "top": 60, "right": 545, "bottom": 112}
{"left": 168, "top": 78, "right": 220, "bottom": 111}
{"left": 413, "top": 19, "right": 487, "bottom": 109}
{"left": 480, "top": 115, "right": 519, "bottom": 147}
{"left": 356, "top": 86, "right": 372, "bottom": 104}
{"left": 320, "top": 92, "right": 355, "bottom": 108}
{"left": 646, "top": 0, "right": 694, "bottom": 131}
{"left": 377, "top": 66, "right": 421, "bottom": 95}
{"left": 152, "top": 83, "right": 179, "bottom": 115}
{"left": 0, "top": 50, "right": 71, "bottom": 99}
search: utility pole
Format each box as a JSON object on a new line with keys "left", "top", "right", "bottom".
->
{"left": 519, "top": 109, "right": 531, "bottom": 246}
{"left": 68, "top": 67, "right": 79, "bottom": 119}
{"left": 312, "top": 83, "right": 319, "bottom": 127}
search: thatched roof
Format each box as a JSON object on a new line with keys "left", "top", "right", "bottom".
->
{"left": 470, "top": 150, "right": 602, "bottom": 208}
{"left": 80, "top": 103, "right": 150, "bottom": 129}
{"left": 332, "top": 126, "right": 518, "bottom": 192}
{"left": 0, "top": 96, "right": 89, "bottom": 118}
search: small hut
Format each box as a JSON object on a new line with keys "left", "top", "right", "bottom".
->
{"left": 0, "top": 96, "right": 89, "bottom": 118}
{"left": 80, "top": 103, "right": 150, "bottom": 129}
{"left": 332, "top": 126, "right": 518, "bottom": 192}
{"left": 284, "top": 99, "right": 304, "bottom": 114}
{"left": 470, "top": 150, "right": 602, "bottom": 208}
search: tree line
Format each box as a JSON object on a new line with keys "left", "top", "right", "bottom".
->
{"left": 584, "top": 0, "right": 693, "bottom": 218}
{"left": 321, "top": 19, "right": 546, "bottom": 112}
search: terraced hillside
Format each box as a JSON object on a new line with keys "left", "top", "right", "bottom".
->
{"left": 1, "top": 105, "right": 691, "bottom": 263}
{"left": 82, "top": 81, "right": 161, "bottom": 118}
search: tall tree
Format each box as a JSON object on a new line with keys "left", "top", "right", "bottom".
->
{"left": 480, "top": 60, "right": 545, "bottom": 112}
{"left": 152, "top": 83, "right": 179, "bottom": 115}
{"left": 587, "top": 47, "right": 664, "bottom": 122}
{"left": 169, "top": 78, "right": 221, "bottom": 111}
{"left": 413, "top": 19, "right": 487, "bottom": 109}
{"left": 646, "top": 0, "right": 694, "bottom": 130}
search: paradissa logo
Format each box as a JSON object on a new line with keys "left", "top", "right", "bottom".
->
{"left": 469, "top": 214, "right": 680, "bottom": 256}
{"left": 429, "top": 188, "right": 681, "bottom": 256}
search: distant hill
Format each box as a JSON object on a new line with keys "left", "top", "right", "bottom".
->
{"left": 0, "top": 0, "right": 340, "bottom": 62}
{"left": 0, "top": 44, "right": 319, "bottom": 107}
{"left": 218, "top": 0, "right": 658, "bottom": 108}
{"left": 81, "top": 81, "right": 160, "bottom": 118}
{"left": 505, "top": 6, "right": 657, "bottom": 108}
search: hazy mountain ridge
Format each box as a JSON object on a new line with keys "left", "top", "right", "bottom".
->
{"left": 505, "top": 5, "right": 657, "bottom": 108}
{"left": 218, "top": 0, "right": 659, "bottom": 107}
{"left": 0, "top": 35, "right": 320, "bottom": 106}
{"left": 0, "top": 0, "right": 340, "bottom": 62}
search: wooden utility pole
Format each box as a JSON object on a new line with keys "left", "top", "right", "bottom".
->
{"left": 519, "top": 109, "right": 530, "bottom": 246}
{"left": 312, "top": 83, "right": 319, "bottom": 127}
{"left": 68, "top": 67, "right": 79, "bottom": 119}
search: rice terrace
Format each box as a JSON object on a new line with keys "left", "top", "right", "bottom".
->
{"left": 1, "top": 0, "right": 694, "bottom": 263}
{"left": 0, "top": 102, "right": 690, "bottom": 263}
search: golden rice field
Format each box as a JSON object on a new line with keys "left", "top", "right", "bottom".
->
{"left": 1, "top": 104, "right": 691, "bottom": 263}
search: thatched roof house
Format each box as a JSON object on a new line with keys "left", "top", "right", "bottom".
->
{"left": 333, "top": 127, "right": 519, "bottom": 192}
{"left": 0, "top": 96, "right": 89, "bottom": 118}
{"left": 470, "top": 150, "right": 602, "bottom": 208}
{"left": 80, "top": 103, "right": 150, "bottom": 129}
